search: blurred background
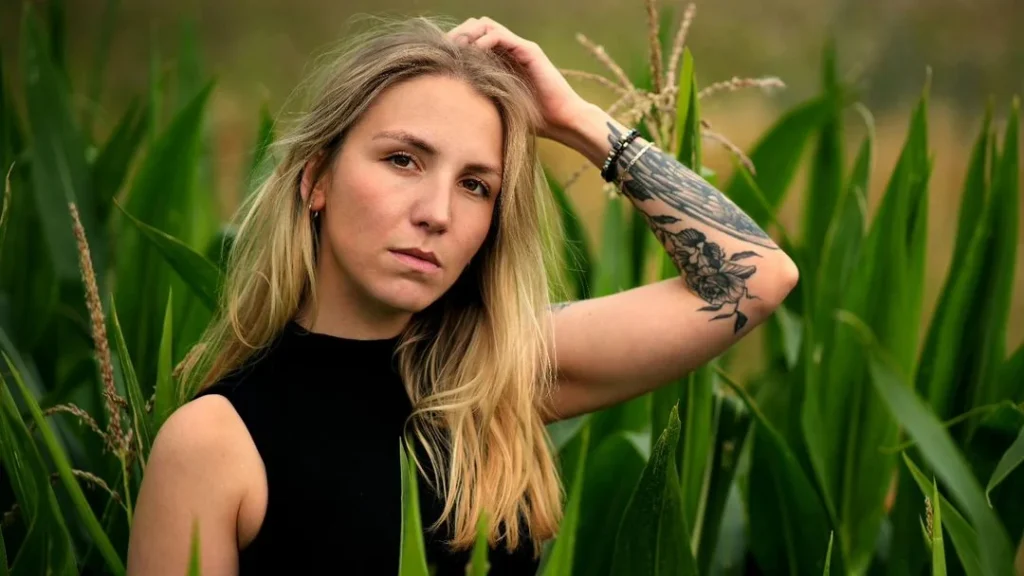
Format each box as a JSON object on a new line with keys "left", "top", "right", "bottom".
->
{"left": 2, "top": 0, "right": 1022, "bottom": 350}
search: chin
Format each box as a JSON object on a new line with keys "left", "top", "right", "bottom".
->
{"left": 370, "top": 280, "right": 444, "bottom": 314}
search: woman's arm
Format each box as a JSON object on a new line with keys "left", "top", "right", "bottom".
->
{"left": 543, "top": 102, "right": 798, "bottom": 420}
{"left": 127, "top": 396, "right": 263, "bottom": 575}
{"left": 444, "top": 17, "right": 799, "bottom": 421}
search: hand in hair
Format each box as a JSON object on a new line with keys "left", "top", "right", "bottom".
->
{"left": 447, "top": 17, "right": 587, "bottom": 145}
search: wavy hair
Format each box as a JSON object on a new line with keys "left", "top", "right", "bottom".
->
{"left": 177, "top": 15, "right": 569, "bottom": 554}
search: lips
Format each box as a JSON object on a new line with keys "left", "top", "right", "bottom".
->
{"left": 390, "top": 249, "right": 441, "bottom": 272}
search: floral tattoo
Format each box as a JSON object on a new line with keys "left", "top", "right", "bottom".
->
{"left": 608, "top": 123, "right": 773, "bottom": 333}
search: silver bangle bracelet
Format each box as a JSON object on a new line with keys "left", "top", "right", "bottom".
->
{"left": 617, "top": 141, "right": 655, "bottom": 189}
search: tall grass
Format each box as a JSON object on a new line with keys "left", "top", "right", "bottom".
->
{"left": 0, "top": 1, "right": 1021, "bottom": 574}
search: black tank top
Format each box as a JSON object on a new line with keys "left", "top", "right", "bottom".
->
{"left": 193, "top": 321, "right": 540, "bottom": 575}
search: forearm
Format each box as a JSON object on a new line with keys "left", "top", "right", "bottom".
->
{"left": 552, "top": 102, "right": 798, "bottom": 331}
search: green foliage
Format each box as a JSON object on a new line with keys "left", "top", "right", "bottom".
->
{"left": 0, "top": 4, "right": 1021, "bottom": 575}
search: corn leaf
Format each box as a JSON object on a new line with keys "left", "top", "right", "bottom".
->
{"left": 468, "top": 511, "right": 489, "bottom": 576}
{"left": 720, "top": 369, "right": 841, "bottom": 575}
{"left": 109, "top": 299, "right": 152, "bottom": 461}
{"left": 188, "top": 521, "right": 201, "bottom": 576}
{"left": 572, "top": 432, "right": 645, "bottom": 576}
{"left": 1000, "top": 344, "right": 1023, "bottom": 402}
{"left": 678, "top": 52, "right": 701, "bottom": 170}
{"left": 20, "top": 7, "right": 101, "bottom": 282}
{"left": 801, "top": 40, "right": 845, "bottom": 277}
{"left": 914, "top": 107, "right": 993, "bottom": 419}
{"left": 115, "top": 81, "right": 214, "bottom": 386}
{"left": 611, "top": 405, "right": 697, "bottom": 576}
{"left": 724, "top": 93, "right": 837, "bottom": 227}
{"left": 0, "top": 519, "right": 7, "bottom": 576}
{"left": 970, "top": 98, "right": 1018, "bottom": 409}
{"left": 673, "top": 49, "right": 695, "bottom": 158}
{"left": 399, "top": 442, "right": 429, "bottom": 576}
{"left": 243, "top": 103, "right": 276, "bottom": 199}
{"left": 839, "top": 312, "right": 1016, "bottom": 574}
{"left": 0, "top": 358, "right": 108, "bottom": 575}
{"left": 676, "top": 365, "right": 714, "bottom": 548}
{"left": 91, "top": 98, "right": 148, "bottom": 222}
{"left": 822, "top": 532, "right": 834, "bottom": 576}
{"left": 984, "top": 422, "right": 1024, "bottom": 506}
{"left": 116, "top": 203, "right": 221, "bottom": 311}
{"left": 929, "top": 479, "right": 947, "bottom": 576}
{"left": 695, "top": 393, "right": 752, "bottom": 574}
{"left": 903, "top": 455, "right": 985, "bottom": 576}
{"left": 83, "top": 0, "right": 120, "bottom": 138}
{"left": 546, "top": 169, "right": 592, "bottom": 301}
{"left": 154, "top": 287, "right": 176, "bottom": 429}
{"left": 540, "top": 425, "right": 590, "bottom": 575}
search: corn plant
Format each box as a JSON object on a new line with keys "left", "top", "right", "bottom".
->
{"left": 1, "top": 1, "right": 1022, "bottom": 575}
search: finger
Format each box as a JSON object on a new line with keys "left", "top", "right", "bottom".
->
{"left": 446, "top": 18, "right": 484, "bottom": 43}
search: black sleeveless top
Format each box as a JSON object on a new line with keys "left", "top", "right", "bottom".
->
{"left": 194, "top": 321, "right": 540, "bottom": 575}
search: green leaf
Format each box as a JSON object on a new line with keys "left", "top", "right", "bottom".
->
{"left": 20, "top": 7, "right": 101, "bottom": 282}
{"left": 802, "top": 40, "right": 845, "bottom": 276}
{"left": 930, "top": 478, "right": 947, "bottom": 576}
{"left": 903, "top": 455, "right": 985, "bottom": 576}
{"left": 611, "top": 405, "right": 697, "bottom": 576}
{"left": 540, "top": 426, "right": 590, "bottom": 575}
{"left": 695, "top": 393, "right": 752, "bottom": 575}
{"left": 546, "top": 168, "right": 592, "bottom": 300}
{"left": 724, "top": 93, "right": 839, "bottom": 227}
{"left": 915, "top": 105, "right": 993, "bottom": 419}
{"left": 677, "top": 365, "right": 714, "bottom": 546}
{"left": 468, "top": 510, "right": 490, "bottom": 576}
{"left": 999, "top": 343, "right": 1024, "bottom": 402}
{"left": 678, "top": 52, "right": 701, "bottom": 169}
{"left": 115, "top": 80, "right": 215, "bottom": 385}
{"left": 2, "top": 354, "right": 123, "bottom": 575}
{"left": 822, "top": 531, "right": 834, "bottom": 576}
{"left": 83, "top": 0, "right": 120, "bottom": 138}
{"left": 244, "top": 103, "right": 275, "bottom": 199}
{"left": 116, "top": 202, "right": 221, "bottom": 311}
{"left": 985, "top": 424, "right": 1024, "bottom": 505}
{"left": 971, "top": 98, "right": 1019, "bottom": 409}
{"left": 839, "top": 312, "right": 1015, "bottom": 574}
{"left": 188, "top": 520, "right": 201, "bottom": 576}
{"left": 399, "top": 442, "right": 429, "bottom": 576}
{"left": 572, "top": 432, "right": 645, "bottom": 576}
{"left": 154, "top": 287, "right": 176, "bottom": 430}
{"left": 673, "top": 49, "right": 695, "bottom": 158}
{"left": 0, "top": 518, "right": 7, "bottom": 576}
{"left": 91, "top": 98, "right": 148, "bottom": 222}
{"left": 813, "top": 83, "right": 930, "bottom": 573}
{"left": 719, "top": 369, "right": 840, "bottom": 575}
{"left": 109, "top": 298, "right": 152, "bottom": 460}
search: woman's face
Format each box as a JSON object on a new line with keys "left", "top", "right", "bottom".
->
{"left": 306, "top": 74, "right": 504, "bottom": 322}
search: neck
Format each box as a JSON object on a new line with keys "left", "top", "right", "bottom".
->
{"left": 297, "top": 257, "right": 411, "bottom": 341}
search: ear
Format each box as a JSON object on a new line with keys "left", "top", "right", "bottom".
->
{"left": 300, "top": 152, "right": 328, "bottom": 212}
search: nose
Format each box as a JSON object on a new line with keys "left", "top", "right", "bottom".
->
{"left": 412, "top": 177, "right": 452, "bottom": 234}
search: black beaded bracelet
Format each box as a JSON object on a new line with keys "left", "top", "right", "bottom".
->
{"left": 600, "top": 129, "right": 640, "bottom": 182}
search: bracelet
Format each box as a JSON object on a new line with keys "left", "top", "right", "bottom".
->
{"left": 600, "top": 129, "right": 640, "bottom": 182}
{"left": 616, "top": 141, "right": 655, "bottom": 194}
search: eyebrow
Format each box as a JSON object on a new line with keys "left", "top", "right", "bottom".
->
{"left": 372, "top": 130, "right": 502, "bottom": 179}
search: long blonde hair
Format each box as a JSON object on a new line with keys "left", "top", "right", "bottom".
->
{"left": 178, "top": 15, "right": 568, "bottom": 553}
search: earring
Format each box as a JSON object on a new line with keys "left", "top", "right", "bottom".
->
{"left": 308, "top": 200, "right": 320, "bottom": 219}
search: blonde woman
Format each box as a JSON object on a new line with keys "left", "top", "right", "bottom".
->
{"left": 126, "top": 15, "right": 798, "bottom": 576}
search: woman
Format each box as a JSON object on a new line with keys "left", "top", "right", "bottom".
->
{"left": 126, "top": 15, "right": 798, "bottom": 576}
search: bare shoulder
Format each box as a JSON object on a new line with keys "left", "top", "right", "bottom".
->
{"left": 127, "top": 395, "right": 264, "bottom": 576}
{"left": 151, "top": 395, "right": 252, "bottom": 465}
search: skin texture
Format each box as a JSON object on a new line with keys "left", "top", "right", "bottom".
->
{"left": 128, "top": 17, "right": 799, "bottom": 575}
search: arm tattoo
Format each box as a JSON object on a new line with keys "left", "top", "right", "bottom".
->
{"left": 608, "top": 124, "right": 774, "bottom": 333}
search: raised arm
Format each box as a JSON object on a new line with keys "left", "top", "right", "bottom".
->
{"left": 443, "top": 17, "right": 799, "bottom": 421}
{"left": 543, "top": 103, "right": 798, "bottom": 420}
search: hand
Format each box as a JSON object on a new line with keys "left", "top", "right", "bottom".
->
{"left": 447, "top": 17, "right": 588, "bottom": 144}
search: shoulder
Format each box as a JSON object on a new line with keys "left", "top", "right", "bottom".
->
{"left": 147, "top": 393, "right": 260, "bottom": 494}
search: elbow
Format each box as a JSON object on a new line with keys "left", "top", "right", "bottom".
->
{"left": 758, "top": 255, "right": 800, "bottom": 312}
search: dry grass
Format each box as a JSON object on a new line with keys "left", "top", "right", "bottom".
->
{"left": 69, "top": 203, "right": 129, "bottom": 457}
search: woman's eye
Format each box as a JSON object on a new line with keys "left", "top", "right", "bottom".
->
{"left": 387, "top": 153, "right": 414, "bottom": 168}
{"left": 463, "top": 179, "right": 490, "bottom": 197}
